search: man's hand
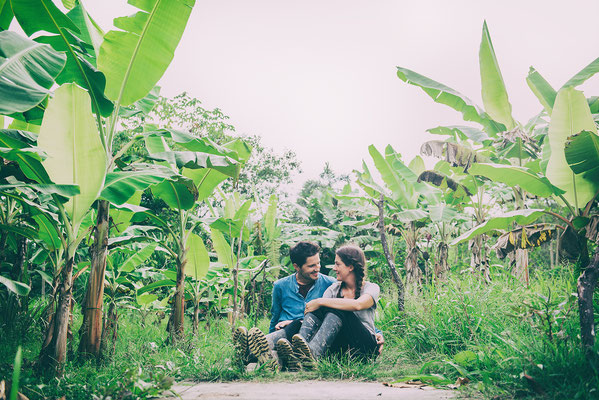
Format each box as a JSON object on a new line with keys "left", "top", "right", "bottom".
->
{"left": 375, "top": 332, "right": 384, "bottom": 355}
{"left": 304, "top": 299, "right": 321, "bottom": 314}
{"left": 275, "top": 320, "right": 293, "bottom": 330}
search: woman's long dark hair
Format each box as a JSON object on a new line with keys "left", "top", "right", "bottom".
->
{"left": 336, "top": 244, "right": 366, "bottom": 299}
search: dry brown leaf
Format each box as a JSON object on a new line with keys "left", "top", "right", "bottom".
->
{"left": 17, "top": 393, "right": 30, "bottom": 400}
{"left": 382, "top": 381, "right": 427, "bottom": 389}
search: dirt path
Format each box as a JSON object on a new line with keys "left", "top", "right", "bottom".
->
{"left": 164, "top": 380, "right": 456, "bottom": 400}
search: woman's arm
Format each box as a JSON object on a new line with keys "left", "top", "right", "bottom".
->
{"left": 305, "top": 293, "right": 374, "bottom": 314}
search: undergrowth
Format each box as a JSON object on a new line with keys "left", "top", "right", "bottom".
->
{"left": 1, "top": 265, "right": 597, "bottom": 399}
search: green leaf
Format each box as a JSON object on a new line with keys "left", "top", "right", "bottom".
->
{"left": 151, "top": 177, "right": 198, "bottom": 211}
{"left": 0, "top": 0, "right": 14, "bottom": 30}
{"left": 137, "top": 279, "right": 175, "bottom": 295}
{"left": 0, "top": 275, "right": 30, "bottom": 296}
{"left": 526, "top": 67, "right": 556, "bottom": 115}
{"left": 37, "top": 83, "right": 107, "bottom": 227}
{"left": 110, "top": 190, "right": 142, "bottom": 234}
{"left": 120, "top": 242, "right": 157, "bottom": 272}
{"left": 368, "top": 144, "right": 408, "bottom": 202}
{"left": 210, "top": 227, "right": 234, "bottom": 268}
{"left": 0, "top": 222, "right": 38, "bottom": 240}
{"left": 101, "top": 164, "right": 179, "bottom": 205}
{"left": 11, "top": 0, "right": 80, "bottom": 36}
{"left": 66, "top": 2, "right": 104, "bottom": 59}
{"left": 183, "top": 168, "right": 228, "bottom": 201}
{"left": 564, "top": 130, "right": 599, "bottom": 184}
{"left": 479, "top": 21, "right": 515, "bottom": 129}
{"left": 452, "top": 209, "right": 546, "bottom": 245}
{"left": 33, "top": 214, "right": 61, "bottom": 250}
{"left": 429, "top": 204, "right": 458, "bottom": 223}
{"left": 395, "top": 209, "right": 427, "bottom": 223}
{"left": 469, "top": 163, "right": 563, "bottom": 197}
{"left": 0, "top": 182, "right": 79, "bottom": 197}
{"left": 264, "top": 194, "right": 278, "bottom": 238}
{"left": 148, "top": 150, "right": 237, "bottom": 175}
{"left": 9, "top": 346, "right": 22, "bottom": 400}
{"left": 185, "top": 233, "right": 209, "bottom": 281}
{"left": 546, "top": 87, "right": 597, "bottom": 208}
{"left": 0, "top": 31, "right": 66, "bottom": 114}
{"left": 396, "top": 66, "right": 505, "bottom": 135}
{"left": 98, "top": 0, "right": 196, "bottom": 106}
{"left": 136, "top": 293, "right": 157, "bottom": 306}
{"left": 562, "top": 56, "right": 599, "bottom": 88}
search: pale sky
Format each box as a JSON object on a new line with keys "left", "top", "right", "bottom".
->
{"left": 86, "top": 0, "right": 599, "bottom": 192}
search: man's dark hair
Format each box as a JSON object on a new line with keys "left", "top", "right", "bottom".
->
{"left": 289, "top": 241, "right": 320, "bottom": 267}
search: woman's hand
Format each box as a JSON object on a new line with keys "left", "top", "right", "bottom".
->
{"left": 305, "top": 299, "right": 322, "bottom": 314}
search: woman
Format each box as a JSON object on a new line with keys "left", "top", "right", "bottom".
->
{"left": 275, "top": 244, "right": 380, "bottom": 368}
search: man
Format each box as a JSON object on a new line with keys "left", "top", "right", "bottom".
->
{"left": 233, "top": 241, "right": 383, "bottom": 371}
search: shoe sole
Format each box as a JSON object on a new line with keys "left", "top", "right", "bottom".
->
{"left": 248, "top": 328, "right": 278, "bottom": 372}
{"left": 232, "top": 326, "right": 249, "bottom": 363}
{"left": 276, "top": 338, "right": 301, "bottom": 371}
{"left": 291, "top": 334, "right": 316, "bottom": 369}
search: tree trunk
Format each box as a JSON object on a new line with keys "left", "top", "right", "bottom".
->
{"left": 38, "top": 255, "right": 74, "bottom": 377}
{"left": 434, "top": 241, "right": 449, "bottom": 281}
{"left": 101, "top": 301, "right": 118, "bottom": 359}
{"left": 404, "top": 222, "right": 422, "bottom": 286}
{"left": 577, "top": 244, "right": 599, "bottom": 352}
{"left": 78, "top": 200, "right": 110, "bottom": 359}
{"left": 376, "top": 195, "right": 404, "bottom": 311}
{"left": 470, "top": 235, "right": 490, "bottom": 282}
{"left": 171, "top": 243, "right": 187, "bottom": 340}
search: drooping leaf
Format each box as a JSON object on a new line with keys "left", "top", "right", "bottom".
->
{"left": 493, "top": 224, "right": 555, "bottom": 259}
{"left": 420, "top": 140, "right": 486, "bottom": 170}
{"left": 417, "top": 170, "right": 472, "bottom": 197}
{"left": 185, "top": 233, "right": 209, "bottom": 281}
{"left": 120, "top": 86, "right": 160, "bottom": 117}
{"left": 98, "top": 0, "right": 196, "bottom": 106}
{"left": 33, "top": 213, "right": 61, "bottom": 250}
{"left": 101, "top": 164, "right": 179, "bottom": 205}
{"left": 183, "top": 168, "right": 228, "bottom": 201}
{"left": 0, "top": 275, "right": 30, "bottom": 296}
{"left": 468, "top": 163, "right": 563, "bottom": 197}
{"left": 479, "top": 21, "right": 515, "bottom": 129}
{"left": 526, "top": 67, "right": 556, "bottom": 115}
{"left": 37, "top": 83, "right": 107, "bottom": 227}
{"left": 148, "top": 150, "right": 236, "bottom": 175}
{"left": 546, "top": 87, "right": 597, "bottom": 208}
{"left": 564, "top": 130, "right": 599, "bottom": 184}
{"left": 137, "top": 279, "right": 175, "bottom": 295}
{"left": 452, "top": 209, "right": 546, "bottom": 245}
{"left": 396, "top": 66, "right": 505, "bottom": 135}
{"left": 0, "top": 31, "right": 66, "bottom": 114}
{"left": 120, "top": 242, "right": 157, "bottom": 272}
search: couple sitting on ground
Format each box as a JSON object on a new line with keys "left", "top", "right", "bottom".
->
{"left": 233, "top": 241, "right": 383, "bottom": 371}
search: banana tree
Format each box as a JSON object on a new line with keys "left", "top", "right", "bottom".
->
{"left": 452, "top": 86, "right": 599, "bottom": 353}
{"left": 135, "top": 129, "right": 249, "bottom": 339}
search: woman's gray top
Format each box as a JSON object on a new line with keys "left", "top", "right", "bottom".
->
{"left": 323, "top": 281, "right": 380, "bottom": 335}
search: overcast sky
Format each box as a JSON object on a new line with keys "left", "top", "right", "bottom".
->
{"left": 86, "top": 0, "right": 599, "bottom": 192}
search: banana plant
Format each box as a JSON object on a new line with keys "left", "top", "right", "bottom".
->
{"left": 3, "top": 0, "right": 198, "bottom": 370}
{"left": 135, "top": 128, "right": 249, "bottom": 339}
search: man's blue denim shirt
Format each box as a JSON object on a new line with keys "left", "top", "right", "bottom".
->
{"left": 269, "top": 273, "right": 336, "bottom": 333}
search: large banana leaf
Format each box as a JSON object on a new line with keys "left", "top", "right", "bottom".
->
{"left": 469, "top": 163, "right": 563, "bottom": 198}
{"left": 479, "top": 21, "right": 515, "bottom": 129}
{"left": 66, "top": 3, "right": 104, "bottom": 60}
{"left": 564, "top": 130, "right": 599, "bottom": 184}
{"left": 98, "top": 0, "right": 195, "bottom": 106}
{"left": 396, "top": 66, "right": 505, "bottom": 136}
{"left": 11, "top": 0, "right": 113, "bottom": 117}
{"left": 110, "top": 191, "right": 142, "bottom": 234}
{"left": 185, "top": 233, "right": 209, "bottom": 281}
{"left": 451, "top": 209, "right": 546, "bottom": 245}
{"left": 562, "top": 56, "right": 599, "bottom": 89}
{"left": 101, "top": 164, "right": 179, "bottom": 205}
{"left": 0, "top": 275, "right": 30, "bottom": 296}
{"left": 183, "top": 168, "right": 228, "bottom": 201}
{"left": 526, "top": 67, "right": 556, "bottom": 115}
{"left": 0, "top": 31, "right": 66, "bottom": 114}
{"left": 546, "top": 87, "right": 597, "bottom": 208}
{"left": 37, "top": 83, "right": 107, "bottom": 227}
{"left": 120, "top": 242, "right": 157, "bottom": 272}
{"left": 151, "top": 178, "right": 198, "bottom": 211}
{"left": 210, "top": 227, "right": 235, "bottom": 268}
{"left": 33, "top": 214, "right": 61, "bottom": 250}
{"left": 368, "top": 144, "right": 408, "bottom": 203}
{"left": 0, "top": 0, "right": 13, "bottom": 30}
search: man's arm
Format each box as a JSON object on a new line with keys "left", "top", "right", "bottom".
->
{"left": 269, "top": 283, "right": 282, "bottom": 333}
